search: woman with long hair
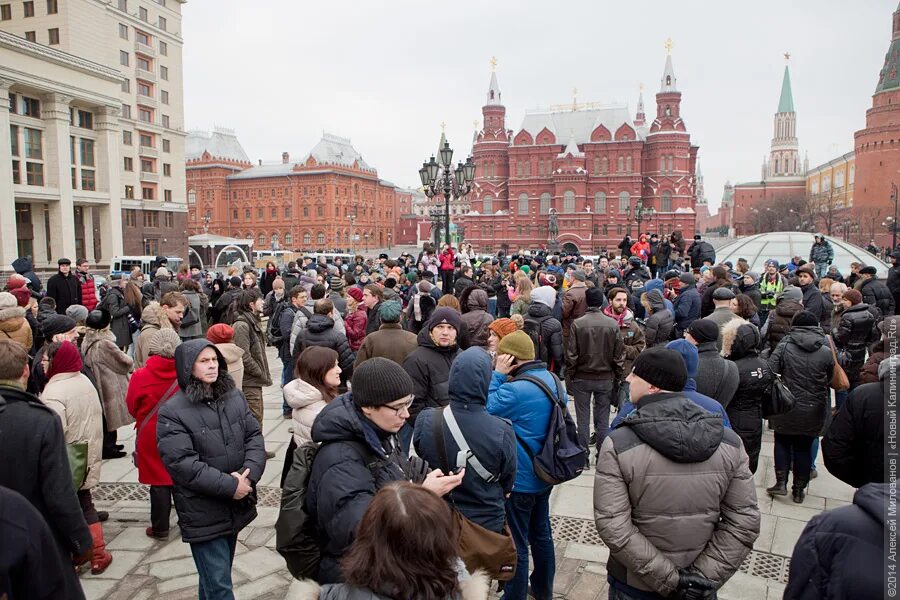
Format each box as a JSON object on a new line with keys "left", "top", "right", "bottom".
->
{"left": 281, "top": 346, "right": 341, "bottom": 486}
{"left": 509, "top": 271, "right": 533, "bottom": 317}
{"left": 295, "top": 482, "right": 488, "bottom": 600}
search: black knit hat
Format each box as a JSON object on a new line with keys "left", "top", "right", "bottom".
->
{"left": 792, "top": 310, "right": 819, "bottom": 327}
{"left": 42, "top": 315, "right": 76, "bottom": 338}
{"left": 586, "top": 287, "right": 605, "bottom": 308}
{"left": 351, "top": 357, "right": 414, "bottom": 407}
{"left": 687, "top": 318, "right": 719, "bottom": 344}
{"left": 631, "top": 347, "right": 687, "bottom": 391}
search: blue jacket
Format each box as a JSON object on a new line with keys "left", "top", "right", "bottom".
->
{"left": 413, "top": 348, "right": 516, "bottom": 533}
{"left": 487, "top": 360, "right": 563, "bottom": 494}
{"left": 612, "top": 378, "right": 731, "bottom": 430}
{"left": 644, "top": 279, "right": 674, "bottom": 312}
{"left": 673, "top": 284, "right": 701, "bottom": 331}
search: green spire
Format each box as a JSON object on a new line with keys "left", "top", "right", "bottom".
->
{"left": 778, "top": 65, "right": 795, "bottom": 113}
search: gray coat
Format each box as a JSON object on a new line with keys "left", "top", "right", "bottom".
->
{"left": 694, "top": 341, "right": 739, "bottom": 408}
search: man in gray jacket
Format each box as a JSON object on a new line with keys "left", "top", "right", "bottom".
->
{"left": 594, "top": 347, "right": 760, "bottom": 599}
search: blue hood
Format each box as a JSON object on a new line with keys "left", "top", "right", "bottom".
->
{"left": 666, "top": 339, "right": 699, "bottom": 379}
{"left": 449, "top": 347, "right": 492, "bottom": 407}
{"left": 644, "top": 278, "right": 665, "bottom": 295}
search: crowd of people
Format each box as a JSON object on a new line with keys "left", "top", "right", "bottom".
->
{"left": 0, "top": 230, "right": 893, "bottom": 599}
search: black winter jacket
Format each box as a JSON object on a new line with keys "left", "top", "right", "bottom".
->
{"left": 888, "top": 265, "right": 900, "bottom": 295}
{"left": 97, "top": 286, "right": 133, "bottom": 348}
{"left": 413, "top": 349, "right": 516, "bottom": 533}
{"left": 859, "top": 277, "right": 895, "bottom": 318}
{"left": 655, "top": 240, "right": 672, "bottom": 266}
{"left": 156, "top": 340, "right": 267, "bottom": 544}
{"left": 832, "top": 303, "right": 878, "bottom": 372}
{"left": 12, "top": 257, "right": 42, "bottom": 293}
{"left": 688, "top": 240, "right": 716, "bottom": 269}
{"left": 293, "top": 314, "right": 355, "bottom": 380}
{"left": 738, "top": 281, "right": 762, "bottom": 313}
{"left": 0, "top": 385, "right": 91, "bottom": 600}
{"left": 822, "top": 378, "right": 886, "bottom": 488}
{"left": 763, "top": 299, "right": 804, "bottom": 354}
{"left": 767, "top": 326, "right": 834, "bottom": 437}
{"left": 799, "top": 283, "right": 825, "bottom": 325}
{"left": 403, "top": 328, "right": 459, "bottom": 425}
{"left": 700, "top": 279, "right": 736, "bottom": 318}
{"left": 785, "top": 484, "right": 886, "bottom": 600}
{"left": 307, "top": 394, "right": 428, "bottom": 583}
{"left": 694, "top": 341, "right": 739, "bottom": 408}
{"left": 721, "top": 323, "right": 772, "bottom": 473}
{"left": 641, "top": 291, "right": 674, "bottom": 347}
{"left": 524, "top": 302, "right": 564, "bottom": 376}
{"left": 46, "top": 271, "right": 81, "bottom": 315}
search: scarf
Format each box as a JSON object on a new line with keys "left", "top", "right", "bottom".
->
{"left": 46, "top": 340, "right": 83, "bottom": 378}
{"left": 602, "top": 305, "right": 629, "bottom": 328}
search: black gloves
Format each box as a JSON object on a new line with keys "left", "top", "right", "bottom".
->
{"left": 671, "top": 568, "right": 717, "bottom": 600}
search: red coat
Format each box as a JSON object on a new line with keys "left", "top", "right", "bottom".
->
{"left": 79, "top": 274, "right": 98, "bottom": 311}
{"left": 630, "top": 240, "right": 651, "bottom": 262}
{"left": 344, "top": 307, "right": 368, "bottom": 351}
{"left": 439, "top": 249, "right": 456, "bottom": 271}
{"left": 125, "top": 355, "right": 177, "bottom": 485}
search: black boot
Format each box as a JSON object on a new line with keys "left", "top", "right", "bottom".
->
{"left": 792, "top": 478, "right": 809, "bottom": 503}
{"left": 766, "top": 470, "right": 788, "bottom": 496}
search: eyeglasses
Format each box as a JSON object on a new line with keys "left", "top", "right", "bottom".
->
{"left": 381, "top": 396, "right": 414, "bottom": 415}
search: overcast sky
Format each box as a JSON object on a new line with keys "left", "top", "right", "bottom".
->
{"left": 182, "top": 0, "right": 892, "bottom": 214}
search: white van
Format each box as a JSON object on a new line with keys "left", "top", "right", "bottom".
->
{"left": 110, "top": 255, "right": 183, "bottom": 277}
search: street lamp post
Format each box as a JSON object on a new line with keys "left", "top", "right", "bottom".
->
{"left": 364, "top": 232, "right": 369, "bottom": 253}
{"left": 419, "top": 138, "right": 475, "bottom": 247}
{"left": 348, "top": 213, "right": 357, "bottom": 256}
{"left": 387, "top": 231, "right": 392, "bottom": 250}
{"left": 891, "top": 182, "right": 898, "bottom": 251}
{"left": 629, "top": 199, "right": 655, "bottom": 236}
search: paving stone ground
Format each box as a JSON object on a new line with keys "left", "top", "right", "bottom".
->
{"left": 82, "top": 347, "right": 853, "bottom": 600}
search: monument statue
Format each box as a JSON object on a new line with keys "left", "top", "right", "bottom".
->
{"left": 548, "top": 209, "right": 559, "bottom": 239}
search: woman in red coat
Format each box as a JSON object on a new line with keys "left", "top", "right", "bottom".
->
{"left": 125, "top": 328, "right": 180, "bottom": 539}
{"left": 438, "top": 243, "right": 456, "bottom": 296}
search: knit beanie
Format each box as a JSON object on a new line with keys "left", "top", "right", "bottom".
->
{"left": 155, "top": 267, "right": 170, "bottom": 280}
{"left": 10, "top": 288, "right": 30, "bottom": 307}
{"left": 792, "top": 311, "right": 819, "bottom": 327}
{"left": 842, "top": 289, "right": 863, "bottom": 306}
{"left": 0, "top": 292, "right": 15, "bottom": 310}
{"left": 347, "top": 287, "right": 364, "bottom": 303}
{"left": 42, "top": 315, "right": 76, "bottom": 338}
{"left": 378, "top": 300, "right": 402, "bottom": 323}
{"left": 428, "top": 307, "right": 462, "bottom": 333}
{"left": 631, "top": 347, "right": 687, "bottom": 391}
{"left": 678, "top": 272, "right": 695, "bottom": 285}
{"left": 744, "top": 272, "right": 760, "bottom": 284}
{"left": 4, "top": 274, "right": 27, "bottom": 290}
{"left": 351, "top": 357, "right": 414, "bottom": 407}
{"left": 497, "top": 330, "right": 536, "bottom": 361}
{"left": 330, "top": 276, "right": 344, "bottom": 292}
{"left": 206, "top": 323, "right": 235, "bottom": 344}
{"left": 777, "top": 286, "right": 803, "bottom": 303}
{"left": 665, "top": 339, "right": 699, "bottom": 379}
{"left": 687, "top": 318, "right": 719, "bottom": 344}
{"left": 148, "top": 329, "right": 181, "bottom": 358}
{"left": 586, "top": 287, "right": 605, "bottom": 308}
{"left": 488, "top": 318, "right": 518, "bottom": 339}
{"left": 65, "top": 304, "right": 89, "bottom": 323}
{"left": 531, "top": 285, "right": 557, "bottom": 309}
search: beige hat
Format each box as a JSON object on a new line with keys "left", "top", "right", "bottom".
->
{"left": 148, "top": 329, "right": 181, "bottom": 358}
{"left": 0, "top": 292, "right": 16, "bottom": 309}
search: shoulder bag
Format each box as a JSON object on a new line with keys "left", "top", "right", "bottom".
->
{"left": 432, "top": 408, "right": 517, "bottom": 581}
{"left": 826, "top": 335, "right": 850, "bottom": 391}
{"left": 132, "top": 380, "right": 180, "bottom": 466}
{"left": 66, "top": 442, "right": 88, "bottom": 491}
{"left": 763, "top": 373, "right": 795, "bottom": 418}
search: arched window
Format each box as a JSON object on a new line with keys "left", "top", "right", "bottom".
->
{"left": 270, "top": 233, "right": 279, "bottom": 247}
{"left": 258, "top": 233, "right": 266, "bottom": 246}
{"left": 303, "top": 232, "right": 311, "bottom": 245}
{"left": 625, "top": 156, "right": 632, "bottom": 173}
{"left": 483, "top": 194, "right": 493, "bottom": 214}
{"left": 303, "top": 206, "right": 309, "bottom": 217}
{"left": 664, "top": 105, "right": 671, "bottom": 117}
{"left": 618, "top": 156, "right": 625, "bottom": 172}
{"left": 593, "top": 157, "right": 600, "bottom": 175}
{"left": 518, "top": 193, "right": 529, "bottom": 215}
{"left": 618, "top": 191, "right": 630, "bottom": 214}
{"left": 668, "top": 156, "right": 674, "bottom": 173}
{"left": 187, "top": 189, "right": 196, "bottom": 205}
{"left": 601, "top": 156, "right": 608, "bottom": 173}
{"left": 564, "top": 190, "right": 575, "bottom": 213}
{"left": 594, "top": 192, "right": 607, "bottom": 213}
{"left": 540, "top": 192, "right": 551, "bottom": 214}
{"left": 317, "top": 232, "right": 325, "bottom": 245}
{"left": 666, "top": 75, "right": 671, "bottom": 86}
{"left": 661, "top": 191, "right": 672, "bottom": 212}
{"left": 284, "top": 232, "right": 293, "bottom": 246}
{"left": 659, "top": 156, "right": 666, "bottom": 174}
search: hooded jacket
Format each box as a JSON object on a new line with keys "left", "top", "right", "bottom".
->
{"left": 284, "top": 377, "right": 327, "bottom": 447}
{"left": 293, "top": 314, "right": 355, "bottom": 379}
{"left": 12, "top": 257, "right": 42, "bottom": 293}
{"left": 233, "top": 310, "right": 273, "bottom": 389}
{"left": 822, "top": 362, "right": 890, "bottom": 488}
{"left": 0, "top": 305, "right": 32, "bottom": 350}
{"left": 46, "top": 269, "right": 80, "bottom": 315}
{"left": 694, "top": 340, "right": 739, "bottom": 408}
{"left": 413, "top": 349, "right": 516, "bottom": 533}
{"left": 459, "top": 288, "right": 494, "bottom": 348}
{"left": 134, "top": 302, "right": 174, "bottom": 369}
{"left": 785, "top": 483, "right": 886, "bottom": 600}
{"left": 594, "top": 392, "right": 759, "bottom": 597}
{"left": 403, "top": 319, "right": 459, "bottom": 425}
{"left": 524, "top": 302, "right": 564, "bottom": 376}
{"left": 156, "top": 340, "right": 266, "bottom": 544}
{"left": 721, "top": 321, "right": 773, "bottom": 473}
{"left": 767, "top": 326, "right": 834, "bottom": 437}
{"left": 641, "top": 290, "right": 674, "bottom": 347}
{"left": 82, "top": 328, "right": 134, "bottom": 431}
{"left": 126, "top": 354, "right": 178, "bottom": 486}
{"left": 673, "top": 283, "right": 701, "bottom": 332}
{"left": 306, "top": 394, "right": 429, "bottom": 583}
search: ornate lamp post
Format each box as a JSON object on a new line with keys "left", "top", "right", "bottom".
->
{"left": 429, "top": 206, "right": 444, "bottom": 247}
{"left": 627, "top": 199, "right": 655, "bottom": 236}
{"left": 348, "top": 213, "right": 357, "bottom": 255}
{"left": 419, "top": 137, "right": 475, "bottom": 247}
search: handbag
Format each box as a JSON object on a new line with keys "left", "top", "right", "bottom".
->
{"left": 66, "top": 442, "right": 88, "bottom": 491}
{"left": 826, "top": 335, "right": 850, "bottom": 391}
{"left": 763, "top": 373, "right": 795, "bottom": 418}
{"left": 432, "top": 408, "right": 517, "bottom": 581}
{"left": 132, "top": 381, "right": 180, "bottom": 466}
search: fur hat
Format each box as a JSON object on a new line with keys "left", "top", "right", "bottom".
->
{"left": 796, "top": 265, "right": 815, "bottom": 278}
{"left": 631, "top": 347, "right": 687, "bottom": 391}
{"left": 85, "top": 309, "right": 111, "bottom": 330}
{"left": 65, "top": 304, "right": 89, "bottom": 324}
{"left": 842, "top": 289, "right": 863, "bottom": 306}
{"left": 155, "top": 267, "right": 170, "bottom": 280}
{"left": 148, "top": 329, "right": 181, "bottom": 358}
{"left": 497, "top": 330, "right": 536, "bottom": 361}
{"left": 351, "top": 357, "right": 414, "bottom": 407}
{"left": 0, "top": 292, "right": 15, "bottom": 310}
{"left": 860, "top": 266, "right": 878, "bottom": 275}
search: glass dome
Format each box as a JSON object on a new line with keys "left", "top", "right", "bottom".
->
{"left": 715, "top": 232, "right": 890, "bottom": 277}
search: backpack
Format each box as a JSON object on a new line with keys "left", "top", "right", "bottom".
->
{"left": 522, "top": 316, "right": 552, "bottom": 370}
{"left": 510, "top": 372, "right": 585, "bottom": 484}
{"left": 275, "top": 440, "right": 378, "bottom": 580}
{"left": 267, "top": 300, "right": 290, "bottom": 347}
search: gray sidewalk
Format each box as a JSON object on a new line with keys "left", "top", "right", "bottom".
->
{"left": 81, "top": 347, "right": 853, "bottom": 599}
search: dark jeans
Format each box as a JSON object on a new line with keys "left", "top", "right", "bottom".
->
{"left": 503, "top": 489, "right": 554, "bottom": 600}
{"left": 608, "top": 582, "right": 718, "bottom": 600}
{"left": 190, "top": 533, "right": 239, "bottom": 600}
{"left": 77, "top": 489, "right": 98, "bottom": 525}
{"left": 441, "top": 269, "right": 454, "bottom": 295}
{"left": 281, "top": 355, "right": 294, "bottom": 415}
{"left": 572, "top": 378, "right": 614, "bottom": 454}
{"left": 150, "top": 485, "right": 172, "bottom": 534}
{"left": 774, "top": 432, "right": 814, "bottom": 480}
